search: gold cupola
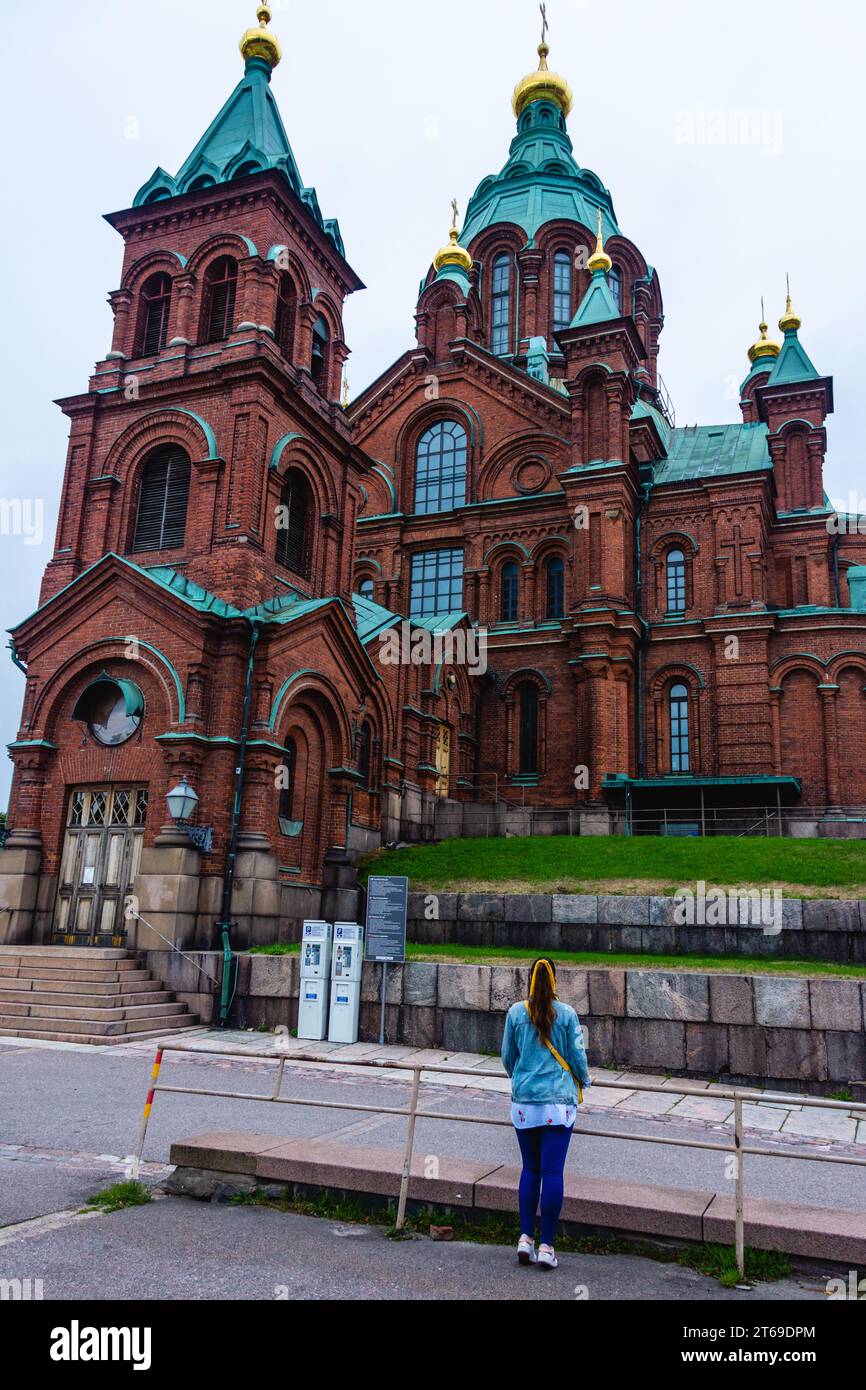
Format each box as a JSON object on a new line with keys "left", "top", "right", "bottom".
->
{"left": 779, "top": 277, "right": 802, "bottom": 334}
{"left": 587, "top": 208, "right": 613, "bottom": 275}
{"left": 748, "top": 303, "right": 782, "bottom": 365}
{"left": 512, "top": 41, "right": 574, "bottom": 120}
{"left": 433, "top": 201, "right": 473, "bottom": 274}
{"left": 240, "top": 3, "right": 282, "bottom": 69}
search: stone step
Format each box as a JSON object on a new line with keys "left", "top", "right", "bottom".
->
{"left": 0, "top": 954, "right": 142, "bottom": 971}
{"left": 0, "top": 946, "right": 132, "bottom": 960}
{"left": 0, "top": 972, "right": 156, "bottom": 993}
{"left": 0, "top": 1023, "right": 203, "bottom": 1047}
{"left": 22, "top": 1001, "right": 188, "bottom": 1023}
{"left": 0, "top": 967, "right": 153, "bottom": 985}
{"left": 0, "top": 988, "right": 176, "bottom": 1009}
{"left": 0, "top": 1010, "right": 197, "bottom": 1038}
{"left": 0, "top": 976, "right": 162, "bottom": 996}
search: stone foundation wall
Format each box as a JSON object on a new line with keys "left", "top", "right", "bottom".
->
{"left": 176, "top": 952, "right": 866, "bottom": 1096}
{"left": 404, "top": 893, "right": 866, "bottom": 965}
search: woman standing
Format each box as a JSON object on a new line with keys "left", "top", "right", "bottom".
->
{"left": 501, "top": 958, "right": 591, "bottom": 1270}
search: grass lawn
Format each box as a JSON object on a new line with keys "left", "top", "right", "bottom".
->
{"left": 248, "top": 941, "right": 866, "bottom": 978}
{"left": 357, "top": 835, "right": 866, "bottom": 898}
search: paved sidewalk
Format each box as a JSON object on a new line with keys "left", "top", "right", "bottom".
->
{"left": 106, "top": 1028, "right": 866, "bottom": 1148}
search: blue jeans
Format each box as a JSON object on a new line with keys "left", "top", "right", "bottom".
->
{"left": 515, "top": 1125, "right": 574, "bottom": 1247}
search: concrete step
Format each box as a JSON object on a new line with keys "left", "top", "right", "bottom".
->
{"left": 0, "top": 1023, "right": 203, "bottom": 1047}
{"left": 0, "top": 1010, "right": 197, "bottom": 1038}
{"left": 0, "top": 988, "right": 177, "bottom": 1009}
{"left": 0, "top": 953, "right": 142, "bottom": 971}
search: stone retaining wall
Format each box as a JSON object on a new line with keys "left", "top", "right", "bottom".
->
{"left": 157, "top": 950, "right": 866, "bottom": 1096}
{"left": 405, "top": 893, "right": 866, "bottom": 965}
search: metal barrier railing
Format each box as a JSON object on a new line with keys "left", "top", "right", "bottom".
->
{"left": 132, "top": 1043, "right": 866, "bottom": 1279}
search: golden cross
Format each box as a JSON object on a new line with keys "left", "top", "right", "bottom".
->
{"left": 540, "top": 2, "right": 549, "bottom": 44}
{"left": 451, "top": 198, "right": 460, "bottom": 231}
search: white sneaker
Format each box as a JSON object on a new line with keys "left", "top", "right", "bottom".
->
{"left": 537, "top": 1244, "right": 558, "bottom": 1270}
{"left": 517, "top": 1235, "right": 537, "bottom": 1266}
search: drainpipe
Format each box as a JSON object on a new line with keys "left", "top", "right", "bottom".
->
{"left": 8, "top": 640, "right": 27, "bottom": 676}
{"left": 634, "top": 481, "right": 652, "bottom": 803}
{"left": 832, "top": 535, "right": 842, "bottom": 608}
{"left": 216, "top": 618, "right": 262, "bottom": 1027}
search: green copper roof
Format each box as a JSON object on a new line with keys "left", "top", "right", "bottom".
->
{"left": 569, "top": 267, "right": 621, "bottom": 328}
{"left": 654, "top": 422, "right": 771, "bottom": 486}
{"left": 352, "top": 594, "right": 467, "bottom": 646}
{"left": 461, "top": 100, "right": 619, "bottom": 248}
{"left": 632, "top": 398, "right": 672, "bottom": 451}
{"left": 133, "top": 57, "right": 345, "bottom": 257}
{"left": 766, "top": 327, "right": 820, "bottom": 387}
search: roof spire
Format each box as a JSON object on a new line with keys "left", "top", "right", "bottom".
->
{"left": 779, "top": 273, "right": 803, "bottom": 333}
{"left": 512, "top": 5, "right": 574, "bottom": 119}
{"left": 433, "top": 198, "right": 473, "bottom": 274}
{"left": 240, "top": 3, "right": 282, "bottom": 70}
{"left": 587, "top": 208, "right": 613, "bottom": 275}
{"left": 747, "top": 298, "right": 781, "bottom": 365}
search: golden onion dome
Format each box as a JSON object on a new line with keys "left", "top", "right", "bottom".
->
{"left": 587, "top": 209, "right": 613, "bottom": 275}
{"left": 434, "top": 225, "right": 473, "bottom": 275}
{"left": 748, "top": 318, "right": 782, "bottom": 365}
{"left": 512, "top": 42, "right": 574, "bottom": 120}
{"left": 779, "top": 291, "right": 802, "bottom": 334}
{"left": 240, "top": 3, "right": 282, "bottom": 69}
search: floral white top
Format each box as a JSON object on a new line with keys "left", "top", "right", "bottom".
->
{"left": 511, "top": 1102, "right": 577, "bottom": 1131}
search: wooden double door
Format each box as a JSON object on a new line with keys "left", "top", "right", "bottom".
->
{"left": 52, "top": 787, "right": 149, "bottom": 948}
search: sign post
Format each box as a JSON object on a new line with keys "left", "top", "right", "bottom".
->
{"left": 364, "top": 876, "right": 409, "bottom": 1045}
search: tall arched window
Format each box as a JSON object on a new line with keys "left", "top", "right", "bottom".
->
{"left": 275, "top": 469, "right": 312, "bottom": 577}
{"left": 132, "top": 445, "right": 191, "bottom": 553}
{"left": 274, "top": 273, "right": 296, "bottom": 358}
{"left": 358, "top": 576, "right": 374, "bottom": 601}
{"left": 670, "top": 684, "right": 691, "bottom": 773}
{"left": 501, "top": 561, "right": 519, "bottom": 622}
{"left": 357, "top": 720, "right": 373, "bottom": 788}
{"left": 553, "top": 251, "right": 572, "bottom": 331}
{"left": 667, "top": 549, "right": 687, "bottom": 614}
{"left": 414, "top": 421, "right": 468, "bottom": 515}
{"left": 546, "top": 556, "right": 565, "bottom": 619}
{"left": 491, "top": 254, "right": 511, "bottom": 356}
{"left": 278, "top": 737, "right": 297, "bottom": 829}
{"left": 519, "top": 683, "right": 539, "bottom": 776}
{"left": 609, "top": 265, "right": 623, "bottom": 314}
{"left": 136, "top": 273, "right": 172, "bottom": 357}
{"left": 202, "top": 256, "right": 238, "bottom": 343}
{"left": 311, "top": 315, "right": 329, "bottom": 392}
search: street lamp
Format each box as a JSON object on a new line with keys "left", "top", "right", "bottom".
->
{"left": 165, "top": 779, "right": 212, "bottom": 852}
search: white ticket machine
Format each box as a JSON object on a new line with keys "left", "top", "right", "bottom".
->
{"left": 328, "top": 922, "right": 364, "bottom": 1044}
{"left": 297, "top": 920, "right": 333, "bottom": 1041}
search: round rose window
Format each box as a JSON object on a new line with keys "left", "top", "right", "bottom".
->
{"left": 73, "top": 678, "right": 144, "bottom": 747}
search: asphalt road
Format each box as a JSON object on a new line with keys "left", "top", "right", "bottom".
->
{"left": 0, "top": 1040, "right": 860, "bottom": 1303}
{"left": 0, "top": 1042, "right": 861, "bottom": 1214}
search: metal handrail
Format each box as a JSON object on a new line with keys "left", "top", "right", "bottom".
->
{"left": 132, "top": 1043, "right": 866, "bottom": 1280}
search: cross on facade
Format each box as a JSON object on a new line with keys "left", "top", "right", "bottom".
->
{"left": 720, "top": 524, "right": 757, "bottom": 597}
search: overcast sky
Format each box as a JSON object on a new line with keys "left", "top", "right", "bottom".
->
{"left": 1, "top": 0, "right": 864, "bottom": 808}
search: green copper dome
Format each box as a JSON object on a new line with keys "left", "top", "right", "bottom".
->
{"left": 460, "top": 99, "right": 620, "bottom": 249}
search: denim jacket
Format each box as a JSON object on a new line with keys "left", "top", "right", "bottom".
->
{"left": 501, "top": 999, "right": 591, "bottom": 1106}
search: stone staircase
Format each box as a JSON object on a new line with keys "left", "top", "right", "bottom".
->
{"left": 0, "top": 946, "right": 204, "bottom": 1045}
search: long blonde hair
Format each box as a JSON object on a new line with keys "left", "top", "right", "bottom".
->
{"left": 527, "top": 958, "right": 557, "bottom": 1042}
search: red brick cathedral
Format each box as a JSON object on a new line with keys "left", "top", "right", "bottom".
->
{"left": 3, "top": 8, "right": 866, "bottom": 951}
